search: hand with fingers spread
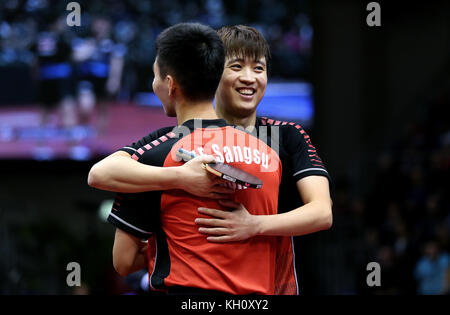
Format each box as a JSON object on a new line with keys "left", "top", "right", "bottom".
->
{"left": 195, "top": 199, "right": 260, "bottom": 242}
{"left": 178, "top": 155, "right": 235, "bottom": 199}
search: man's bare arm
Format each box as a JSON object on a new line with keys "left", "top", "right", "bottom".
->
{"left": 196, "top": 176, "right": 332, "bottom": 241}
{"left": 112, "top": 228, "right": 148, "bottom": 277}
{"left": 88, "top": 151, "right": 234, "bottom": 198}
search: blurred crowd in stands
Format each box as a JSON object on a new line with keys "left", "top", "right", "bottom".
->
{"left": 0, "top": 0, "right": 313, "bottom": 125}
{"left": 0, "top": 0, "right": 313, "bottom": 162}
{"left": 351, "top": 80, "right": 450, "bottom": 294}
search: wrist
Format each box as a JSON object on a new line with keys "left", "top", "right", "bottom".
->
{"left": 165, "top": 166, "right": 185, "bottom": 190}
{"left": 252, "top": 214, "right": 265, "bottom": 236}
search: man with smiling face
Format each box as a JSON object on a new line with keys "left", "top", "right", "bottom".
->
{"left": 88, "top": 25, "right": 332, "bottom": 295}
{"left": 198, "top": 26, "right": 333, "bottom": 294}
{"left": 214, "top": 52, "right": 267, "bottom": 128}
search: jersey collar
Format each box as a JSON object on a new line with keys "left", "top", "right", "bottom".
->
{"left": 181, "top": 118, "right": 229, "bottom": 130}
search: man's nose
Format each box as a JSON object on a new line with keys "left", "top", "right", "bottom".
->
{"left": 239, "top": 68, "right": 256, "bottom": 84}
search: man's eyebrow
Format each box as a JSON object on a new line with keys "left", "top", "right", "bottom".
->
{"left": 226, "top": 58, "right": 266, "bottom": 66}
{"left": 256, "top": 59, "right": 266, "bottom": 66}
{"left": 226, "top": 58, "right": 244, "bottom": 65}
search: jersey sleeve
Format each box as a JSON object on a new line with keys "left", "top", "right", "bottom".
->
{"left": 108, "top": 126, "right": 174, "bottom": 238}
{"left": 107, "top": 191, "right": 162, "bottom": 239}
{"left": 117, "top": 126, "right": 175, "bottom": 155}
{"left": 281, "top": 124, "right": 331, "bottom": 184}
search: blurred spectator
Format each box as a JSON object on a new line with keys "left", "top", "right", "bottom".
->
{"left": 72, "top": 15, "right": 125, "bottom": 130}
{"left": 31, "top": 16, "right": 76, "bottom": 127}
{"left": 414, "top": 240, "right": 450, "bottom": 295}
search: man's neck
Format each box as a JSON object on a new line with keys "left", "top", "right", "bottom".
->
{"left": 175, "top": 99, "right": 219, "bottom": 125}
{"left": 215, "top": 107, "right": 257, "bottom": 130}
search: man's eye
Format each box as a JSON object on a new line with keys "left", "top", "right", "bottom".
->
{"left": 230, "top": 64, "right": 242, "bottom": 69}
{"left": 255, "top": 66, "right": 264, "bottom": 71}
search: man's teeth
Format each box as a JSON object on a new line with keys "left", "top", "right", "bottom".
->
{"left": 237, "top": 89, "right": 254, "bottom": 95}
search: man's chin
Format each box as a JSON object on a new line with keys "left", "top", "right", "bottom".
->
{"left": 234, "top": 103, "right": 258, "bottom": 116}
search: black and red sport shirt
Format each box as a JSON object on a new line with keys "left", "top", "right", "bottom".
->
{"left": 108, "top": 118, "right": 282, "bottom": 294}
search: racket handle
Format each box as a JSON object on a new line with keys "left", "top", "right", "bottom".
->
{"left": 176, "top": 148, "right": 197, "bottom": 162}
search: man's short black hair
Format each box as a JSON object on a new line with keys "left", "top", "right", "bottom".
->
{"left": 217, "top": 25, "right": 271, "bottom": 71}
{"left": 155, "top": 23, "right": 225, "bottom": 102}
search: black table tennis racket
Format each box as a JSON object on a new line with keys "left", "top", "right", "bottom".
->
{"left": 176, "top": 148, "right": 263, "bottom": 189}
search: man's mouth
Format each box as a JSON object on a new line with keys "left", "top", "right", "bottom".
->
{"left": 236, "top": 88, "right": 256, "bottom": 96}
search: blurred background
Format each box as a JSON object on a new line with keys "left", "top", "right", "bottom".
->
{"left": 0, "top": 0, "right": 448, "bottom": 294}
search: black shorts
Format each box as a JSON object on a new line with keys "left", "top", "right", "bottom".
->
{"left": 38, "top": 78, "right": 74, "bottom": 108}
{"left": 77, "top": 76, "right": 108, "bottom": 99}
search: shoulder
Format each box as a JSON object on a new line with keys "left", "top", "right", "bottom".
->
{"left": 138, "top": 126, "right": 177, "bottom": 145}
{"left": 257, "top": 116, "right": 308, "bottom": 134}
{"left": 257, "top": 116, "right": 312, "bottom": 150}
{"left": 119, "top": 125, "right": 176, "bottom": 155}
{"left": 151, "top": 125, "right": 177, "bottom": 138}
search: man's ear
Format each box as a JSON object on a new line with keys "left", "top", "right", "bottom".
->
{"left": 166, "top": 75, "right": 177, "bottom": 97}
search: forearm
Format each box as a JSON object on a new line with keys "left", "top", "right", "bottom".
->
{"left": 255, "top": 200, "right": 332, "bottom": 237}
{"left": 88, "top": 153, "right": 181, "bottom": 192}
{"left": 196, "top": 179, "right": 333, "bottom": 241}
{"left": 255, "top": 176, "right": 333, "bottom": 237}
